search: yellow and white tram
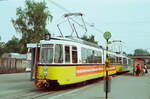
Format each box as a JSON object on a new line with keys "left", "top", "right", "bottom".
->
{"left": 27, "top": 36, "right": 131, "bottom": 88}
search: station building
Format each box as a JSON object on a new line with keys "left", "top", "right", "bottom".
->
{"left": 129, "top": 55, "right": 150, "bottom": 74}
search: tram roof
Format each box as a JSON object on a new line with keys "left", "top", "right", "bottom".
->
{"left": 129, "top": 55, "right": 150, "bottom": 59}
{"left": 27, "top": 36, "right": 128, "bottom": 58}
{"left": 40, "top": 36, "right": 128, "bottom": 56}
{"left": 40, "top": 36, "right": 101, "bottom": 49}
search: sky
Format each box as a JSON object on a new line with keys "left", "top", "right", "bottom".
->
{"left": 0, "top": 0, "right": 150, "bottom": 54}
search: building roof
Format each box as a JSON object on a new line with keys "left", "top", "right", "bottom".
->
{"left": 2, "top": 53, "right": 26, "bottom": 59}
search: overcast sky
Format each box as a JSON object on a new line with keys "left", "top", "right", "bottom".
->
{"left": 0, "top": 0, "right": 150, "bottom": 54}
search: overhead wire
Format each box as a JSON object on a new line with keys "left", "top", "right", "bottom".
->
{"left": 49, "top": 0, "right": 70, "bottom": 13}
{"left": 48, "top": 0, "right": 129, "bottom": 52}
{"left": 48, "top": 0, "right": 104, "bottom": 34}
{"left": 47, "top": 0, "right": 131, "bottom": 53}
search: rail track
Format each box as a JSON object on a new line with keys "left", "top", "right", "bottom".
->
{"left": 0, "top": 72, "right": 129, "bottom": 99}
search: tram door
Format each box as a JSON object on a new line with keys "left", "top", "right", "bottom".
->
{"left": 31, "top": 47, "right": 40, "bottom": 80}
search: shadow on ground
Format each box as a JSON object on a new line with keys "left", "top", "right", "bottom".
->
{"left": 122, "top": 72, "right": 133, "bottom": 76}
{"left": 30, "top": 77, "right": 103, "bottom": 93}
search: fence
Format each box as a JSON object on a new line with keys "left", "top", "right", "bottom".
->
{"left": 0, "top": 58, "right": 31, "bottom": 74}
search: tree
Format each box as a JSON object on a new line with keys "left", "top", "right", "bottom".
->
{"left": 81, "top": 34, "right": 98, "bottom": 44}
{"left": 134, "top": 49, "right": 149, "bottom": 56}
{"left": 0, "top": 47, "right": 4, "bottom": 57}
{"left": 4, "top": 36, "right": 21, "bottom": 53}
{"left": 123, "top": 52, "right": 127, "bottom": 55}
{"left": 0, "top": 36, "right": 4, "bottom": 57}
{"left": 12, "top": 0, "right": 53, "bottom": 53}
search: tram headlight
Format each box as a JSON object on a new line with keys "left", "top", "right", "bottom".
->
{"left": 43, "top": 66, "right": 47, "bottom": 71}
{"left": 43, "top": 72, "right": 47, "bottom": 77}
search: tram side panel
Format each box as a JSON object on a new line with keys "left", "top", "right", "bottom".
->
{"left": 58, "top": 65, "right": 105, "bottom": 85}
{"left": 103, "top": 50, "right": 118, "bottom": 74}
{"left": 36, "top": 64, "right": 119, "bottom": 87}
{"left": 36, "top": 55, "right": 127, "bottom": 87}
{"left": 37, "top": 65, "right": 105, "bottom": 86}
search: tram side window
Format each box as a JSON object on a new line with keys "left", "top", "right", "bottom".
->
{"left": 123, "top": 58, "right": 127, "bottom": 66}
{"left": 109, "top": 54, "right": 115, "bottom": 63}
{"left": 87, "top": 50, "right": 102, "bottom": 63}
{"left": 128, "top": 59, "right": 131, "bottom": 66}
{"left": 81, "top": 48, "right": 88, "bottom": 63}
{"left": 116, "top": 57, "right": 119, "bottom": 63}
{"left": 65, "top": 46, "right": 70, "bottom": 63}
{"left": 119, "top": 57, "right": 122, "bottom": 64}
{"left": 87, "top": 49, "right": 93, "bottom": 63}
{"left": 72, "top": 46, "right": 78, "bottom": 63}
{"left": 54, "top": 44, "right": 63, "bottom": 63}
{"left": 40, "top": 44, "right": 53, "bottom": 63}
{"left": 95, "top": 51, "right": 102, "bottom": 63}
{"left": 81, "top": 48, "right": 102, "bottom": 63}
{"left": 113, "top": 56, "right": 116, "bottom": 63}
{"left": 93, "top": 51, "right": 97, "bottom": 63}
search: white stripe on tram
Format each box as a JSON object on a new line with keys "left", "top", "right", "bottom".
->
{"left": 77, "top": 68, "right": 104, "bottom": 73}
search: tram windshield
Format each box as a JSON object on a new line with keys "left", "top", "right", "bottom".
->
{"left": 40, "top": 44, "right": 54, "bottom": 63}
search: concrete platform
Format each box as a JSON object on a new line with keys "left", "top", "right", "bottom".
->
{"left": 49, "top": 70, "right": 150, "bottom": 99}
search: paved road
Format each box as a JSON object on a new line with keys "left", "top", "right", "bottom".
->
{"left": 0, "top": 71, "right": 150, "bottom": 99}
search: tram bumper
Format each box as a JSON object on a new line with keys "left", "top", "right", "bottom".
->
{"left": 35, "top": 79, "right": 49, "bottom": 88}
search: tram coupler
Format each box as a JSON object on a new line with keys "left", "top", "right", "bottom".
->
{"left": 35, "top": 79, "right": 48, "bottom": 88}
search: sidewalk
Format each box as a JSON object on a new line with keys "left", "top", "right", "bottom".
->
{"left": 55, "top": 70, "right": 150, "bottom": 99}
